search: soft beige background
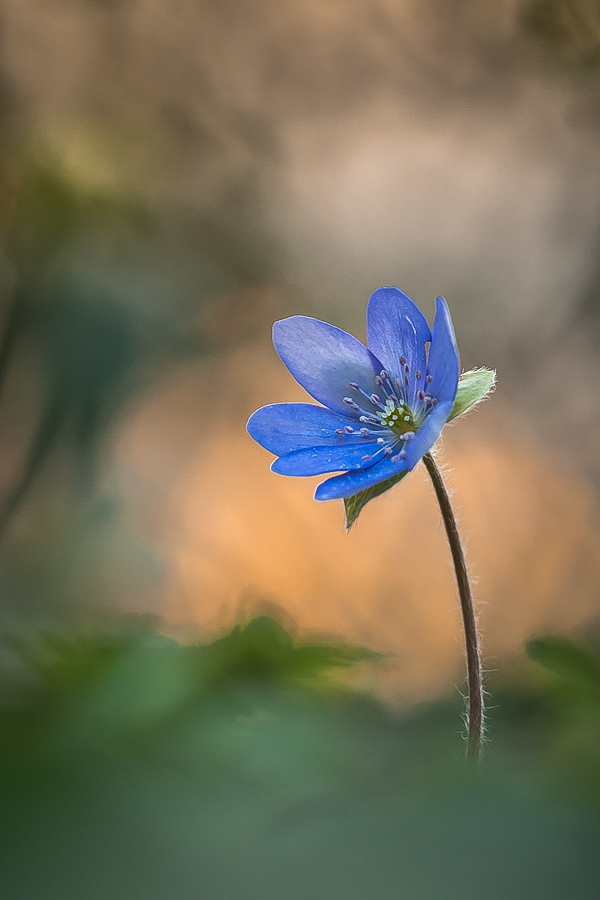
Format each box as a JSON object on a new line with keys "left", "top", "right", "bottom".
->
{"left": 0, "top": 0, "right": 599, "bottom": 702}
{"left": 114, "top": 335, "right": 600, "bottom": 700}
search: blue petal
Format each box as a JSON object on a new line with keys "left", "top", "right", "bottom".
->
{"left": 366, "top": 287, "right": 431, "bottom": 405}
{"left": 402, "top": 300, "right": 458, "bottom": 470}
{"left": 272, "top": 441, "right": 383, "bottom": 476}
{"left": 314, "top": 456, "right": 408, "bottom": 501}
{"left": 403, "top": 399, "right": 454, "bottom": 470}
{"left": 426, "top": 297, "right": 460, "bottom": 408}
{"left": 273, "top": 316, "right": 384, "bottom": 419}
{"left": 247, "top": 403, "right": 360, "bottom": 456}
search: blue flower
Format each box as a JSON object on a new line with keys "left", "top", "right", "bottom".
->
{"left": 247, "top": 287, "right": 460, "bottom": 501}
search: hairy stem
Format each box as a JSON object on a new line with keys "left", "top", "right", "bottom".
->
{"left": 422, "top": 452, "right": 483, "bottom": 763}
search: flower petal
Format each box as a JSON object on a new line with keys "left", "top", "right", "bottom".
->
{"left": 314, "top": 456, "right": 408, "bottom": 501}
{"left": 273, "top": 316, "right": 384, "bottom": 419}
{"left": 366, "top": 287, "right": 431, "bottom": 404}
{"left": 426, "top": 297, "right": 460, "bottom": 407}
{"left": 403, "top": 399, "right": 454, "bottom": 470}
{"left": 272, "top": 441, "right": 383, "bottom": 476}
{"left": 247, "top": 403, "right": 360, "bottom": 456}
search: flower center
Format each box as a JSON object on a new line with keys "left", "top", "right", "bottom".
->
{"left": 378, "top": 398, "right": 416, "bottom": 434}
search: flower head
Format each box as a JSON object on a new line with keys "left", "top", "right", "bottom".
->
{"left": 248, "top": 287, "right": 492, "bottom": 508}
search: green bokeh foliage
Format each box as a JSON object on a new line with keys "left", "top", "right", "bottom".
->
{"left": 1, "top": 616, "right": 599, "bottom": 899}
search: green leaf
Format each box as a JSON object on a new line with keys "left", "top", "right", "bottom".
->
{"left": 526, "top": 636, "right": 600, "bottom": 696}
{"left": 448, "top": 368, "right": 496, "bottom": 421}
{"left": 343, "top": 470, "right": 408, "bottom": 530}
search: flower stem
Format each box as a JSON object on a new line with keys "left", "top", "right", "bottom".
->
{"left": 422, "top": 452, "right": 483, "bottom": 763}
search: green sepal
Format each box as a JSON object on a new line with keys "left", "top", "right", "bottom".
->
{"left": 448, "top": 368, "right": 496, "bottom": 421}
{"left": 343, "top": 470, "right": 408, "bottom": 530}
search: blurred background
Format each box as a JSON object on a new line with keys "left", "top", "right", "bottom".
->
{"left": 1, "top": 1, "right": 600, "bottom": 897}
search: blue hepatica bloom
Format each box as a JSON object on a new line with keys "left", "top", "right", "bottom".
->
{"left": 247, "top": 287, "right": 461, "bottom": 502}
